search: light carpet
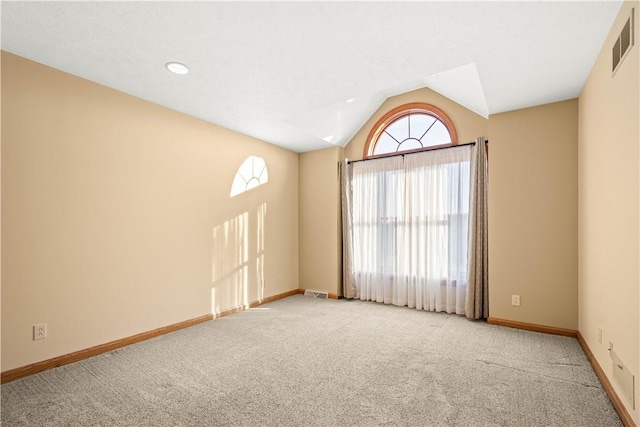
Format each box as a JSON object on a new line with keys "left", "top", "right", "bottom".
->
{"left": 1, "top": 295, "right": 622, "bottom": 426}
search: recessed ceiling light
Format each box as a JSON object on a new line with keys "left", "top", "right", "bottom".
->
{"left": 165, "top": 62, "right": 189, "bottom": 75}
{"left": 347, "top": 98, "right": 355, "bottom": 103}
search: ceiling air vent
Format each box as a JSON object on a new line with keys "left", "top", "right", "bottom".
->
{"left": 612, "top": 8, "right": 635, "bottom": 75}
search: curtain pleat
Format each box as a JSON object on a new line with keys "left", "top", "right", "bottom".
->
{"left": 465, "top": 137, "right": 489, "bottom": 319}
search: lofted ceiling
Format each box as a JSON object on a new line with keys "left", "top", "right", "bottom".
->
{"left": 1, "top": 1, "right": 622, "bottom": 153}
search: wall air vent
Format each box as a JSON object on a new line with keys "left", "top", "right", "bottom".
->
{"left": 612, "top": 8, "right": 635, "bottom": 75}
{"left": 611, "top": 349, "right": 636, "bottom": 409}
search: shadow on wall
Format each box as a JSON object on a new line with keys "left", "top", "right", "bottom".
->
{"left": 211, "top": 156, "right": 269, "bottom": 314}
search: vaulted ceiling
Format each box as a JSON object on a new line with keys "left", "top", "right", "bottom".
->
{"left": 1, "top": 1, "right": 622, "bottom": 153}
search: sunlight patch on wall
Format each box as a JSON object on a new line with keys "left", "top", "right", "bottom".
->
{"left": 210, "top": 203, "right": 267, "bottom": 314}
{"left": 230, "top": 156, "right": 269, "bottom": 197}
{"left": 211, "top": 212, "right": 249, "bottom": 313}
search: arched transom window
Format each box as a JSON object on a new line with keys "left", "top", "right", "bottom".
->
{"left": 364, "top": 103, "right": 458, "bottom": 159}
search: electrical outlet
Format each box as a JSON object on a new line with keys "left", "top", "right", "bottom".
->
{"left": 511, "top": 295, "right": 521, "bottom": 306}
{"left": 598, "top": 327, "right": 602, "bottom": 344}
{"left": 33, "top": 323, "right": 47, "bottom": 340}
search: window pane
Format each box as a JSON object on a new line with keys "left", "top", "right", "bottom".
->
{"left": 421, "top": 121, "right": 451, "bottom": 147}
{"left": 398, "top": 138, "right": 423, "bottom": 152}
{"left": 246, "top": 177, "right": 261, "bottom": 191}
{"left": 258, "top": 165, "right": 269, "bottom": 183}
{"left": 230, "top": 156, "right": 269, "bottom": 197}
{"left": 230, "top": 175, "right": 247, "bottom": 197}
{"left": 238, "top": 158, "right": 254, "bottom": 181}
{"left": 374, "top": 132, "right": 400, "bottom": 155}
{"left": 409, "top": 114, "right": 436, "bottom": 139}
{"left": 385, "top": 116, "right": 409, "bottom": 143}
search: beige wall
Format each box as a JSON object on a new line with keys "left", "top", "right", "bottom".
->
{"left": 344, "top": 88, "right": 581, "bottom": 331}
{"left": 298, "top": 146, "right": 343, "bottom": 296}
{"left": 344, "top": 87, "right": 582, "bottom": 331}
{"left": 1, "top": 52, "right": 299, "bottom": 372}
{"left": 578, "top": 2, "right": 639, "bottom": 422}
{"left": 345, "top": 87, "right": 489, "bottom": 161}
{"left": 488, "top": 100, "right": 578, "bottom": 329}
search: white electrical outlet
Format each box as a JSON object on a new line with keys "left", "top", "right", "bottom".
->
{"left": 33, "top": 323, "right": 47, "bottom": 340}
{"left": 511, "top": 295, "right": 521, "bottom": 306}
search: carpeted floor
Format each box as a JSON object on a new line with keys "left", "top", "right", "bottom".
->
{"left": 1, "top": 295, "right": 622, "bottom": 426}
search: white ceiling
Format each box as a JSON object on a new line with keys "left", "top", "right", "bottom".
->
{"left": 1, "top": 1, "right": 622, "bottom": 153}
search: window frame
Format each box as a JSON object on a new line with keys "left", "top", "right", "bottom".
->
{"left": 363, "top": 103, "right": 458, "bottom": 159}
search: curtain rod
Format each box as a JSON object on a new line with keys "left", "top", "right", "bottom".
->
{"left": 347, "top": 140, "right": 488, "bottom": 165}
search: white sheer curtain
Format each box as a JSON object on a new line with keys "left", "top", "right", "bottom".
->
{"left": 343, "top": 145, "right": 471, "bottom": 314}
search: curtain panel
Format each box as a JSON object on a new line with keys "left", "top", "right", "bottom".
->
{"left": 341, "top": 146, "right": 472, "bottom": 314}
{"left": 340, "top": 159, "right": 357, "bottom": 299}
{"left": 465, "top": 137, "right": 489, "bottom": 319}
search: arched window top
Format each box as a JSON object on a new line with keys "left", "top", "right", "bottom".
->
{"left": 364, "top": 103, "right": 458, "bottom": 159}
{"left": 230, "top": 156, "right": 269, "bottom": 197}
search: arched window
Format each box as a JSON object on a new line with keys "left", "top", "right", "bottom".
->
{"left": 230, "top": 156, "right": 269, "bottom": 197}
{"left": 364, "top": 103, "right": 458, "bottom": 159}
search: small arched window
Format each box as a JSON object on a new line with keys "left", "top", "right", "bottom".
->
{"left": 230, "top": 156, "right": 269, "bottom": 197}
{"left": 364, "top": 103, "right": 458, "bottom": 159}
